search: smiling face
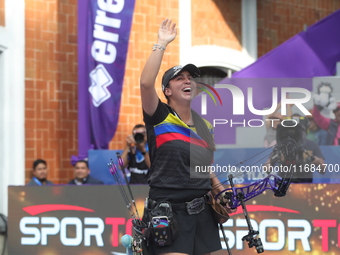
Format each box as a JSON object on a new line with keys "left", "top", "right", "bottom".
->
{"left": 164, "top": 71, "right": 197, "bottom": 103}
{"left": 74, "top": 161, "right": 90, "bottom": 180}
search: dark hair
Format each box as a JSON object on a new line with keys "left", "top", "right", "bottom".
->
{"left": 317, "top": 82, "right": 333, "bottom": 94}
{"left": 291, "top": 113, "right": 302, "bottom": 118}
{"left": 192, "top": 110, "right": 216, "bottom": 151}
{"left": 133, "top": 124, "right": 145, "bottom": 130}
{"left": 75, "top": 159, "right": 89, "bottom": 168}
{"left": 33, "top": 159, "right": 47, "bottom": 170}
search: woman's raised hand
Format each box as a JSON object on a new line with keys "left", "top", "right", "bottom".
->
{"left": 158, "top": 19, "right": 177, "bottom": 46}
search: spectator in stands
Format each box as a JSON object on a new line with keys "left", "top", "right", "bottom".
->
{"left": 267, "top": 116, "right": 325, "bottom": 183}
{"left": 264, "top": 101, "right": 292, "bottom": 148}
{"left": 26, "top": 159, "right": 54, "bottom": 186}
{"left": 264, "top": 113, "right": 283, "bottom": 147}
{"left": 68, "top": 160, "right": 103, "bottom": 185}
{"left": 121, "top": 124, "right": 150, "bottom": 184}
{"left": 313, "top": 102, "right": 340, "bottom": 145}
{"left": 305, "top": 109, "right": 328, "bottom": 145}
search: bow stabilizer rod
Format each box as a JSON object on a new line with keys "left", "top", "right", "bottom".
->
{"left": 227, "top": 174, "right": 264, "bottom": 253}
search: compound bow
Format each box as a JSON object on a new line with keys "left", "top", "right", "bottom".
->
{"left": 108, "top": 136, "right": 297, "bottom": 255}
{"left": 211, "top": 136, "right": 297, "bottom": 254}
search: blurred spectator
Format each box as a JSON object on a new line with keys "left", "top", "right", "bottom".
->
{"left": 26, "top": 159, "right": 54, "bottom": 186}
{"left": 313, "top": 102, "right": 340, "bottom": 145}
{"left": 305, "top": 109, "right": 328, "bottom": 145}
{"left": 267, "top": 116, "right": 325, "bottom": 183}
{"left": 121, "top": 124, "right": 150, "bottom": 184}
{"left": 264, "top": 114, "right": 283, "bottom": 147}
{"left": 264, "top": 101, "right": 292, "bottom": 147}
{"left": 68, "top": 160, "right": 103, "bottom": 185}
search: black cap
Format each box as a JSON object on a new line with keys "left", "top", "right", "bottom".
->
{"left": 161, "top": 64, "right": 200, "bottom": 92}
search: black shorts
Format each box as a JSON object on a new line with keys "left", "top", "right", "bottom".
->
{"left": 148, "top": 188, "right": 222, "bottom": 255}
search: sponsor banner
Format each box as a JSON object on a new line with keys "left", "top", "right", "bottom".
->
{"left": 8, "top": 184, "right": 340, "bottom": 254}
{"left": 77, "top": 0, "right": 135, "bottom": 156}
{"left": 8, "top": 185, "right": 147, "bottom": 255}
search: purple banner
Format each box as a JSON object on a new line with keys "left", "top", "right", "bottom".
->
{"left": 77, "top": 0, "right": 135, "bottom": 159}
{"left": 191, "top": 78, "right": 313, "bottom": 145}
{"left": 231, "top": 9, "right": 340, "bottom": 79}
{"left": 191, "top": 10, "right": 340, "bottom": 146}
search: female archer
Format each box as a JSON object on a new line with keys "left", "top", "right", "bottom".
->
{"left": 140, "top": 18, "right": 233, "bottom": 255}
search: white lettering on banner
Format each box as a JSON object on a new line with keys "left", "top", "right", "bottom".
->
{"left": 91, "top": 0, "right": 124, "bottom": 63}
{"left": 84, "top": 217, "right": 105, "bottom": 246}
{"left": 288, "top": 219, "right": 311, "bottom": 251}
{"left": 89, "top": 0, "right": 126, "bottom": 106}
{"left": 60, "top": 217, "right": 82, "bottom": 246}
{"left": 259, "top": 219, "right": 285, "bottom": 250}
{"left": 93, "top": 23, "right": 119, "bottom": 43}
{"left": 98, "top": 0, "right": 124, "bottom": 13}
{"left": 20, "top": 217, "right": 40, "bottom": 245}
{"left": 220, "top": 219, "right": 312, "bottom": 251}
{"left": 96, "top": 10, "right": 122, "bottom": 27}
{"left": 201, "top": 85, "right": 312, "bottom": 116}
{"left": 19, "top": 217, "right": 104, "bottom": 246}
{"left": 18, "top": 215, "right": 335, "bottom": 251}
{"left": 41, "top": 217, "right": 60, "bottom": 245}
{"left": 91, "top": 41, "right": 117, "bottom": 64}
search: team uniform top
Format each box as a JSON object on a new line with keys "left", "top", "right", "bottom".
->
{"left": 143, "top": 100, "right": 214, "bottom": 190}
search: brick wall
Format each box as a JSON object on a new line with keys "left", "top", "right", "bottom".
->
{"left": 0, "top": 0, "right": 4, "bottom": 26}
{"left": 109, "top": 0, "right": 243, "bottom": 150}
{"left": 192, "top": 0, "right": 242, "bottom": 51}
{"left": 25, "top": 0, "right": 78, "bottom": 184}
{"left": 109, "top": 0, "right": 180, "bottom": 150}
{"left": 257, "top": 0, "right": 340, "bottom": 57}
{"left": 24, "top": 0, "right": 340, "bottom": 184}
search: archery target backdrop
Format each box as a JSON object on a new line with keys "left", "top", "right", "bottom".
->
{"left": 8, "top": 184, "right": 340, "bottom": 255}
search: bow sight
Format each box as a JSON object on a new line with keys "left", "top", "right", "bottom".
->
{"left": 216, "top": 123, "right": 298, "bottom": 254}
{"left": 272, "top": 118, "right": 315, "bottom": 182}
{"left": 224, "top": 175, "right": 264, "bottom": 253}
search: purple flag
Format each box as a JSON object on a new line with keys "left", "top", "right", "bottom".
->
{"left": 204, "top": 9, "right": 340, "bottom": 145}
{"left": 231, "top": 9, "right": 340, "bottom": 78}
{"left": 76, "top": 0, "right": 135, "bottom": 160}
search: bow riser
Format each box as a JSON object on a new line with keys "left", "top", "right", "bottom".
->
{"left": 217, "top": 174, "right": 286, "bottom": 209}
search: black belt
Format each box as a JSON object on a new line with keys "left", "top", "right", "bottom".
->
{"left": 149, "top": 194, "right": 210, "bottom": 215}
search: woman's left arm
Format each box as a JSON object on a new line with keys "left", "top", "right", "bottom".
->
{"left": 210, "top": 173, "right": 224, "bottom": 196}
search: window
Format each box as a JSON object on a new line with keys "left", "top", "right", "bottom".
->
{"left": 196, "top": 66, "right": 234, "bottom": 86}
